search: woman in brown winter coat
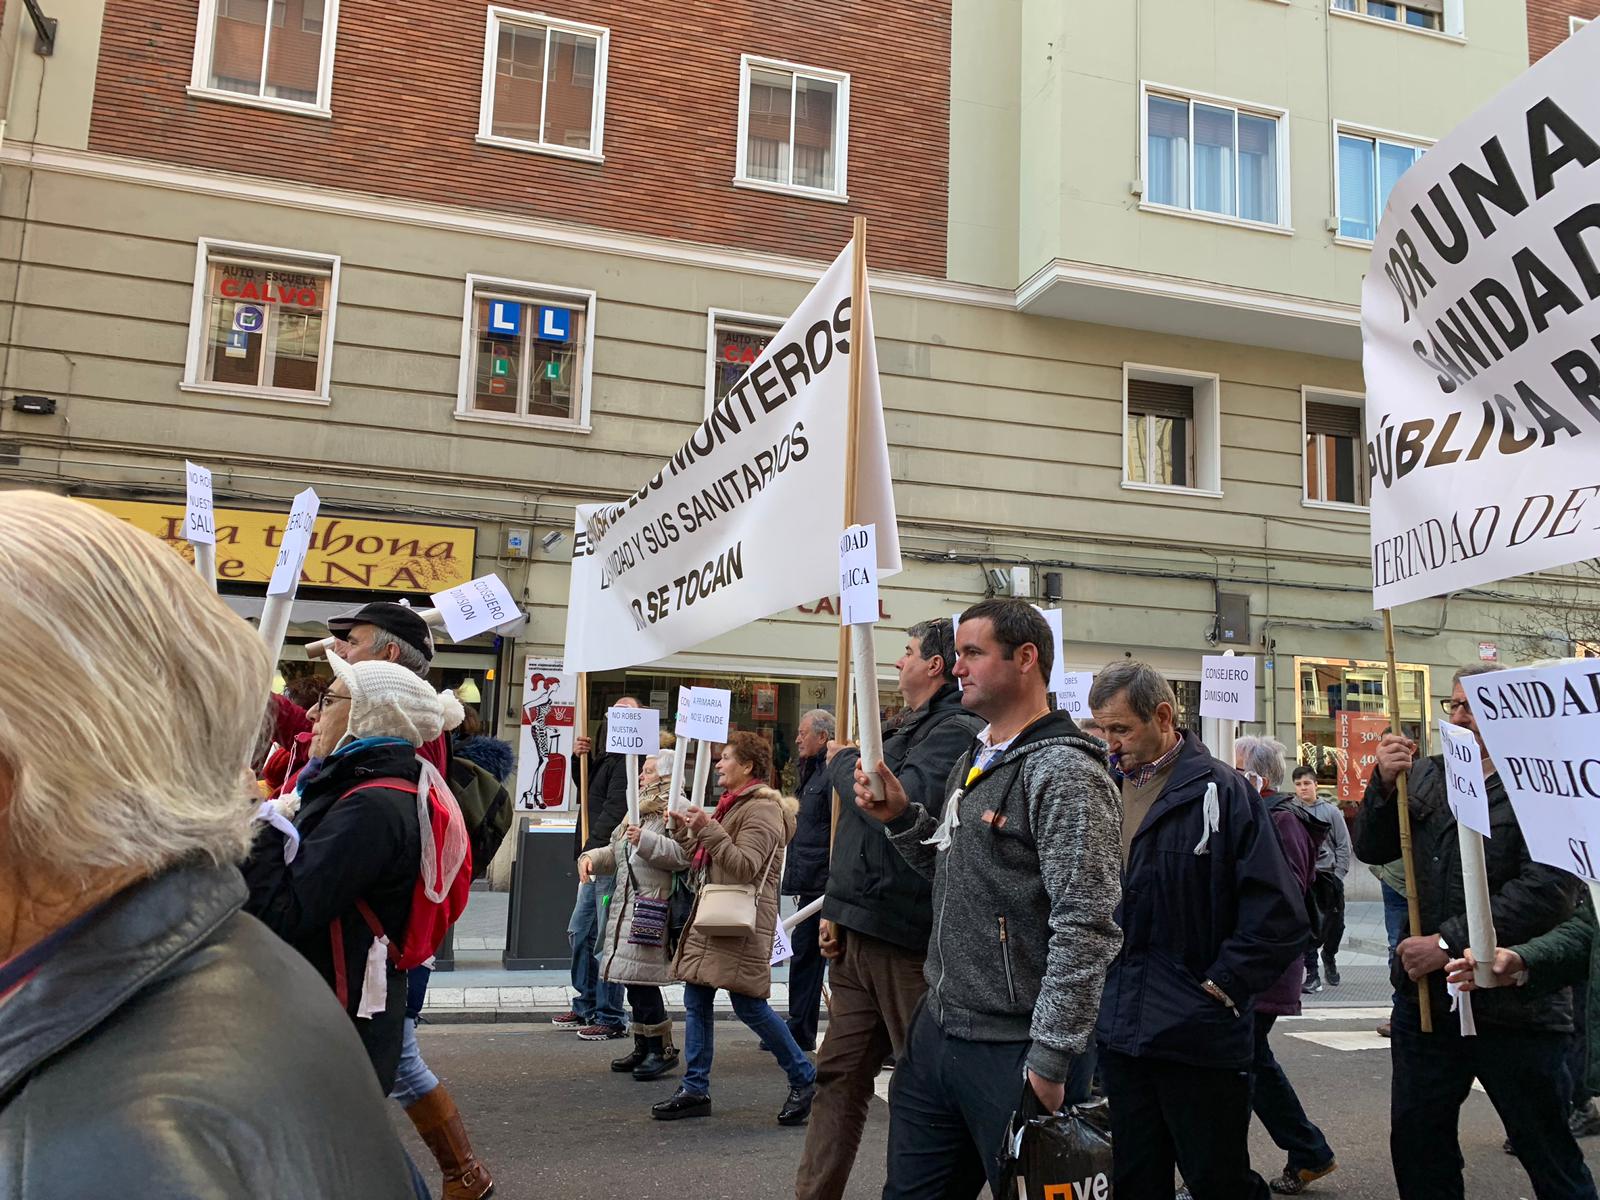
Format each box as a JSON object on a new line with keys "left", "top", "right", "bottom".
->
{"left": 650, "top": 732, "right": 817, "bottom": 1126}
{"left": 579, "top": 750, "right": 692, "bottom": 1081}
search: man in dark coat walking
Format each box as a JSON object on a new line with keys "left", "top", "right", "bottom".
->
{"left": 783, "top": 708, "right": 836, "bottom": 1052}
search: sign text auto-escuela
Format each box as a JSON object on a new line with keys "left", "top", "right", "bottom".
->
{"left": 88, "top": 498, "right": 476, "bottom": 593}
{"left": 215, "top": 263, "right": 324, "bottom": 308}
{"left": 1361, "top": 25, "right": 1600, "bottom": 608}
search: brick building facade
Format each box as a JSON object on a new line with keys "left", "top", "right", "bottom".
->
{"left": 1528, "top": 0, "right": 1599, "bottom": 60}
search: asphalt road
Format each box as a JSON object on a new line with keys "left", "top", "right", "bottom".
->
{"left": 398, "top": 1008, "right": 1600, "bottom": 1199}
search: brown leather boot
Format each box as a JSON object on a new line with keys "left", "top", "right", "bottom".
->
{"left": 406, "top": 1085, "right": 494, "bottom": 1200}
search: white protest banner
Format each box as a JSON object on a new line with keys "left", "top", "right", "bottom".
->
{"left": 563, "top": 240, "right": 900, "bottom": 672}
{"left": 430, "top": 573, "right": 517, "bottom": 642}
{"left": 1464, "top": 660, "right": 1600, "bottom": 881}
{"left": 1439, "top": 720, "right": 1492, "bottom": 836}
{"left": 267, "top": 488, "right": 319, "bottom": 597}
{"left": 682, "top": 687, "right": 733, "bottom": 743}
{"left": 1362, "top": 23, "right": 1600, "bottom": 608}
{"left": 1033, "top": 606, "right": 1067, "bottom": 694}
{"left": 606, "top": 706, "right": 661, "bottom": 757}
{"left": 184, "top": 461, "right": 215, "bottom": 545}
{"left": 839, "top": 524, "right": 879, "bottom": 625}
{"left": 1056, "top": 671, "right": 1094, "bottom": 721}
{"left": 516, "top": 658, "right": 577, "bottom": 812}
{"left": 1200, "top": 655, "right": 1258, "bottom": 721}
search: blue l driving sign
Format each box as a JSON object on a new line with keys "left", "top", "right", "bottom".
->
{"left": 488, "top": 300, "right": 522, "bottom": 337}
{"left": 536, "top": 306, "right": 571, "bottom": 341}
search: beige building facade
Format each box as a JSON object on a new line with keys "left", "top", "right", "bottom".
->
{"left": 0, "top": 0, "right": 1585, "bottom": 804}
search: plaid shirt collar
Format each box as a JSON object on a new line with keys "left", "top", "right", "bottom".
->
{"left": 1113, "top": 732, "right": 1185, "bottom": 786}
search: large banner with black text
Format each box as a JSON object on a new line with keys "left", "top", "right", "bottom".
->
{"left": 1363, "top": 22, "right": 1600, "bottom": 608}
{"left": 562, "top": 240, "right": 900, "bottom": 672}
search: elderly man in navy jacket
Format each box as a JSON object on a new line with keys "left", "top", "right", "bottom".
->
{"left": 1089, "top": 661, "right": 1307, "bottom": 1200}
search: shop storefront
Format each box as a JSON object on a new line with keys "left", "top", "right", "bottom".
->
{"left": 1293, "top": 655, "right": 1431, "bottom": 811}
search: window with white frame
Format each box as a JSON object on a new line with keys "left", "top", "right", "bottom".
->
{"left": 479, "top": 8, "right": 608, "bottom": 158}
{"left": 737, "top": 56, "right": 849, "bottom": 198}
{"left": 1332, "top": 0, "right": 1463, "bottom": 34}
{"left": 1123, "top": 366, "right": 1222, "bottom": 493}
{"left": 185, "top": 241, "right": 338, "bottom": 400}
{"left": 706, "top": 311, "right": 782, "bottom": 417}
{"left": 191, "top": 0, "right": 337, "bottom": 112}
{"left": 1336, "top": 127, "right": 1429, "bottom": 242}
{"left": 1574, "top": 16, "right": 1592, "bottom": 36}
{"left": 1304, "top": 389, "right": 1369, "bottom": 507}
{"left": 1144, "top": 88, "right": 1286, "bottom": 227}
{"left": 459, "top": 278, "right": 594, "bottom": 426}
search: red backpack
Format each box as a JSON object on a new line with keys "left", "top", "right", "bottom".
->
{"left": 330, "top": 775, "right": 473, "bottom": 1006}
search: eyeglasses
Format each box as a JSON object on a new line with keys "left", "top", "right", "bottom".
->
{"left": 311, "top": 690, "right": 351, "bottom": 713}
{"left": 1439, "top": 698, "right": 1471, "bottom": 717}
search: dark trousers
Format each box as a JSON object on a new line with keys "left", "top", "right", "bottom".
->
{"left": 626, "top": 984, "right": 666, "bottom": 1028}
{"left": 1389, "top": 1000, "right": 1598, "bottom": 1199}
{"left": 1100, "top": 1048, "right": 1269, "bottom": 1200}
{"left": 882, "top": 1003, "right": 1033, "bottom": 1199}
{"left": 787, "top": 894, "right": 826, "bottom": 1051}
{"left": 1305, "top": 873, "right": 1346, "bottom": 973}
{"left": 1252, "top": 1014, "right": 1334, "bottom": 1171}
{"left": 1572, "top": 978, "right": 1593, "bottom": 1110}
{"left": 797, "top": 929, "right": 928, "bottom": 1200}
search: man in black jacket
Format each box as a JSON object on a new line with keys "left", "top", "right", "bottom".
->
{"left": 783, "top": 708, "right": 836, "bottom": 1053}
{"left": 1355, "top": 665, "right": 1594, "bottom": 1200}
{"left": 794, "top": 618, "right": 983, "bottom": 1200}
{"left": 555, "top": 696, "right": 640, "bottom": 1039}
{"left": 1089, "top": 661, "right": 1306, "bottom": 1200}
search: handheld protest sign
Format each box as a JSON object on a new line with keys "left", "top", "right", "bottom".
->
{"left": 1030, "top": 606, "right": 1067, "bottom": 695}
{"left": 1439, "top": 720, "right": 1498, "bottom": 988}
{"left": 607, "top": 706, "right": 660, "bottom": 757}
{"left": 839, "top": 524, "right": 880, "bottom": 626}
{"left": 682, "top": 688, "right": 732, "bottom": 743}
{"left": 184, "top": 461, "right": 218, "bottom": 592}
{"left": 267, "top": 488, "right": 319, "bottom": 598}
{"left": 1200, "top": 654, "right": 1257, "bottom": 722}
{"left": 1055, "top": 672, "right": 1094, "bottom": 722}
{"left": 430, "top": 573, "right": 517, "bottom": 642}
{"left": 668, "top": 687, "right": 693, "bottom": 811}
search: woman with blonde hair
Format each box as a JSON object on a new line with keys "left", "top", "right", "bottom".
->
{"left": 579, "top": 746, "right": 692, "bottom": 1081}
{"left": 0, "top": 492, "right": 416, "bottom": 1198}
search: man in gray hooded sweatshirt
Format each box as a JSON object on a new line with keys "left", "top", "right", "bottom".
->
{"left": 853, "top": 598, "right": 1123, "bottom": 1198}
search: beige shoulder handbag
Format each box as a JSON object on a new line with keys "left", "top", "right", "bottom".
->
{"left": 691, "top": 835, "right": 783, "bottom": 937}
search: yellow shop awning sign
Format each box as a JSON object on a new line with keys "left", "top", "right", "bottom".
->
{"left": 88, "top": 499, "right": 477, "bottom": 593}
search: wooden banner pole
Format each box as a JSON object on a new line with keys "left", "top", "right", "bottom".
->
{"left": 1383, "top": 607, "right": 1433, "bottom": 1033}
{"left": 577, "top": 672, "right": 591, "bottom": 850}
{"left": 832, "top": 216, "right": 870, "bottom": 854}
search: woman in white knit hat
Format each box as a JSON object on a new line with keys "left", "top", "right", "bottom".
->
{"left": 244, "top": 651, "right": 466, "bottom": 1096}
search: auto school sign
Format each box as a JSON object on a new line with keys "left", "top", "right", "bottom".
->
{"left": 1363, "top": 23, "right": 1600, "bottom": 609}
{"left": 563, "top": 240, "right": 900, "bottom": 673}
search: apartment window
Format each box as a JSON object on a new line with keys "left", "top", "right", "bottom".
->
{"left": 478, "top": 8, "right": 608, "bottom": 160}
{"left": 1304, "top": 390, "right": 1369, "bottom": 507}
{"left": 458, "top": 277, "right": 595, "bottom": 428}
{"left": 737, "top": 56, "right": 849, "bottom": 200}
{"left": 1123, "top": 366, "right": 1222, "bottom": 494}
{"left": 184, "top": 241, "right": 338, "bottom": 402}
{"left": 191, "top": 0, "right": 337, "bottom": 114}
{"left": 1574, "top": 16, "right": 1592, "bottom": 35}
{"left": 1144, "top": 89, "right": 1286, "bottom": 227}
{"left": 706, "top": 311, "right": 781, "bottom": 417}
{"left": 1336, "top": 127, "right": 1428, "bottom": 242}
{"left": 1332, "top": 0, "right": 1459, "bottom": 33}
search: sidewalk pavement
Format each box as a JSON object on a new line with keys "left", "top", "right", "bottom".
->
{"left": 424, "top": 873, "right": 1399, "bottom": 1023}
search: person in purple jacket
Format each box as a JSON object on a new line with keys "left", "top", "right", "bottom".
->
{"left": 1235, "top": 737, "right": 1338, "bottom": 1196}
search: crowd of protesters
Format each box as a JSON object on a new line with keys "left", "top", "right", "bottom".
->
{"left": 6, "top": 495, "right": 1600, "bottom": 1199}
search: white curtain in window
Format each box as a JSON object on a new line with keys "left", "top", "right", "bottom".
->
{"left": 1338, "top": 134, "right": 1376, "bottom": 240}
{"left": 1147, "top": 95, "right": 1190, "bottom": 208}
{"left": 1193, "top": 104, "right": 1236, "bottom": 217}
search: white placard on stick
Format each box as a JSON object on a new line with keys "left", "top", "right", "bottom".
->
{"left": 1056, "top": 671, "right": 1094, "bottom": 720}
{"left": 1032, "top": 606, "right": 1067, "bottom": 694}
{"left": 771, "top": 918, "right": 794, "bottom": 966}
{"left": 606, "top": 706, "right": 661, "bottom": 757}
{"left": 430, "top": 573, "right": 518, "bottom": 642}
{"left": 1201, "top": 655, "right": 1258, "bottom": 722}
{"left": 267, "top": 488, "right": 320, "bottom": 597}
{"left": 1464, "top": 661, "right": 1600, "bottom": 881}
{"left": 839, "top": 524, "right": 880, "bottom": 625}
{"left": 1439, "top": 720, "right": 1492, "bottom": 837}
{"left": 682, "top": 687, "right": 732, "bottom": 743}
{"left": 952, "top": 612, "right": 963, "bottom": 690}
{"left": 674, "top": 686, "right": 695, "bottom": 738}
{"left": 1361, "top": 23, "right": 1600, "bottom": 608}
{"left": 184, "top": 461, "right": 215, "bottom": 546}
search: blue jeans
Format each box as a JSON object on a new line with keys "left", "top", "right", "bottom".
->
{"left": 681, "top": 981, "right": 818, "bottom": 1097}
{"left": 389, "top": 1017, "right": 440, "bottom": 1107}
{"left": 567, "top": 875, "right": 625, "bottom": 1026}
{"left": 1381, "top": 880, "right": 1410, "bottom": 1006}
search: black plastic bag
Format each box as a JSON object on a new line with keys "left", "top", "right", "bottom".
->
{"left": 996, "top": 1083, "right": 1114, "bottom": 1200}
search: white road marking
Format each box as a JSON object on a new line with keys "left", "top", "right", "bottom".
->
{"left": 1282, "top": 1007, "right": 1392, "bottom": 1022}
{"left": 1285, "top": 1030, "right": 1391, "bottom": 1052}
